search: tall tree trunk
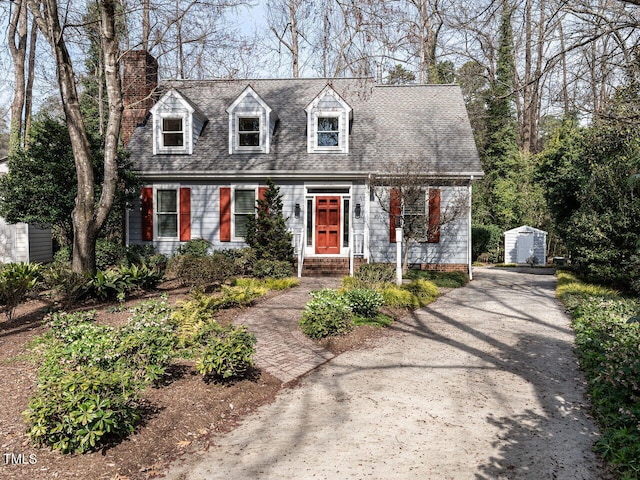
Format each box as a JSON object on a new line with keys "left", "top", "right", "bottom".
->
{"left": 24, "top": 17, "right": 37, "bottom": 146}
{"left": 289, "top": 0, "right": 299, "bottom": 77}
{"left": 142, "top": 0, "right": 150, "bottom": 50}
{"left": 8, "top": 0, "right": 28, "bottom": 156}
{"left": 27, "top": 0, "right": 122, "bottom": 273}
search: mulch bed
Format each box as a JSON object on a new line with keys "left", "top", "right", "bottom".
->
{"left": 0, "top": 281, "right": 395, "bottom": 480}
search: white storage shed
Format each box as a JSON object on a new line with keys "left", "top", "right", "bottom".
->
{"left": 0, "top": 157, "right": 53, "bottom": 264}
{"left": 503, "top": 225, "right": 547, "bottom": 265}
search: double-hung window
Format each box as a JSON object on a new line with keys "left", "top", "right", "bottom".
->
{"left": 157, "top": 189, "right": 178, "bottom": 238}
{"left": 234, "top": 189, "right": 256, "bottom": 238}
{"left": 403, "top": 189, "right": 427, "bottom": 239}
{"left": 238, "top": 117, "right": 260, "bottom": 147}
{"left": 162, "top": 118, "right": 184, "bottom": 147}
{"left": 317, "top": 116, "right": 339, "bottom": 147}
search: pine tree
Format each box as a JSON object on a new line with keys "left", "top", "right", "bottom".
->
{"left": 245, "top": 179, "right": 294, "bottom": 263}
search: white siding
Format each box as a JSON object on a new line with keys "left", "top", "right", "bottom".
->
{"left": 367, "top": 186, "right": 469, "bottom": 265}
{"left": 130, "top": 182, "right": 305, "bottom": 256}
{"left": 0, "top": 218, "right": 16, "bottom": 263}
{"left": 504, "top": 226, "right": 547, "bottom": 264}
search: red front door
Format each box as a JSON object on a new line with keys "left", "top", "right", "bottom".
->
{"left": 315, "top": 196, "right": 340, "bottom": 254}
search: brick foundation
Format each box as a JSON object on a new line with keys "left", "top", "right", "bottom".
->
{"left": 411, "top": 263, "right": 468, "bottom": 273}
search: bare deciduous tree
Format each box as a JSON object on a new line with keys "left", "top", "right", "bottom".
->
{"left": 26, "top": 0, "right": 122, "bottom": 273}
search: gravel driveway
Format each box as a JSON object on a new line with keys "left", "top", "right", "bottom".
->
{"left": 164, "top": 267, "right": 608, "bottom": 480}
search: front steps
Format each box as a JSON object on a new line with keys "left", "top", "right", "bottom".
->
{"left": 296, "top": 257, "right": 367, "bottom": 277}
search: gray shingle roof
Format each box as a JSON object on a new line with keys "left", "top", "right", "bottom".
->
{"left": 126, "top": 78, "right": 483, "bottom": 180}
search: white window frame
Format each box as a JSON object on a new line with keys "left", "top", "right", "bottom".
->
{"left": 235, "top": 115, "right": 262, "bottom": 152}
{"left": 232, "top": 186, "right": 258, "bottom": 241}
{"left": 315, "top": 114, "right": 341, "bottom": 150}
{"left": 155, "top": 187, "right": 179, "bottom": 240}
{"left": 156, "top": 112, "right": 189, "bottom": 155}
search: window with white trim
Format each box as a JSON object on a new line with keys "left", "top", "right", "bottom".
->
{"left": 237, "top": 117, "right": 261, "bottom": 148}
{"left": 317, "top": 116, "right": 339, "bottom": 147}
{"left": 233, "top": 189, "right": 256, "bottom": 239}
{"left": 156, "top": 189, "right": 178, "bottom": 238}
{"left": 162, "top": 118, "right": 184, "bottom": 147}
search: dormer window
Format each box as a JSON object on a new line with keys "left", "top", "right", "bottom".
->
{"left": 317, "top": 116, "right": 339, "bottom": 147}
{"left": 306, "top": 85, "right": 352, "bottom": 154}
{"left": 238, "top": 117, "right": 261, "bottom": 148}
{"left": 227, "top": 86, "right": 276, "bottom": 155}
{"left": 162, "top": 118, "right": 184, "bottom": 147}
{"left": 150, "top": 89, "right": 207, "bottom": 155}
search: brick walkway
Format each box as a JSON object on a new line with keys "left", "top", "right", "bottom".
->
{"left": 235, "top": 277, "right": 341, "bottom": 384}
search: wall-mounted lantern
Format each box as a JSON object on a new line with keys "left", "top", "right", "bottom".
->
{"left": 295, "top": 203, "right": 301, "bottom": 218}
{"left": 355, "top": 203, "right": 362, "bottom": 219}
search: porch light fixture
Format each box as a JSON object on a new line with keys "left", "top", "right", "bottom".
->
{"left": 295, "top": 203, "right": 301, "bottom": 218}
{"left": 355, "top": 203, "right": 362, "bottom": 219}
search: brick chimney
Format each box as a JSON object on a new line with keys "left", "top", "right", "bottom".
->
{"left": 121, "top": 50, "right": 158, "bottom": 146}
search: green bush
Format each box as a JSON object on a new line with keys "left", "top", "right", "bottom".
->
{"left": 219, "top": 247, "right": 257, "bottom": 276}
{"left": 171, "top": 291, "right": 221, "bottom": 348}
{"left": 42, "top": 263, "right": 91, "bottom": 306}
{"left": 195, "top": 325, "right": 256, "bottom": 379}
{"left": 405, "top": 269, "right": 468, "bottom": 288}
{"left": 0, "top": 262, "right": 42, "bottom": 321}
{"left": 53, "top": 246, "right": 71, "bottom": 263}
{"left": 344, "top": 288, "right": 384, "bottom": 318}
{"left": 354, "top": 263, "right": 395, "bottom": 288}
{"left": 382, "top": 286, "right": 420, "bottom": 309}
{"left": 95, "top": 239, "right": 127, "bottom": 270}
{"left": 176, "top": 238, "right": 211, "bottom": 257}
{"left": 169, "top": 253, "right": 235, "bottom": 288}
{"left": 402, "top": 279, "right": 439, "bottom": 307}
{"left": 299, "top": 289, "right": 354, "bottom": 339}
{"left": 25, "top": 298, "right": 177, "bottom": 454}
{"left": 24, "top": 367, "right": 140, "bottom": 454}
{"left": 253, "top": 259, "right": 294, "bottom": 279}
{"left": 126, "top": 244, "right": 167, "bottom": 274}
{"left": 558, "top": 276, "right": 640, "bottom": 477}
{"left": 472, "top": 224, "right": 502, "bottom": 262}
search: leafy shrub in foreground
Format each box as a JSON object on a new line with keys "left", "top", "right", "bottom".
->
{"left": 219, "top": 247, "right": 257, "bottom": 276}
{"left": 300, "top": 289, "right": 354, "bottom": 338}
{"left": 195, "top": 325, "right": 256, "bottom": 379}
{"left": 42, "top": 263, "right": 91, "bottom": 305}
{"left": 344, "top": 288, "right": 384, "bottom": 318}
{"left": 24, "top": 367, "right": 140, "bottom": 454}
{"left": 0, "top": 262, "right": 42, "bottom": 321}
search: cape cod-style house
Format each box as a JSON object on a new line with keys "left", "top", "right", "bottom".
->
{"left": 122, "top": 51, "right": 483, "bottom": 276}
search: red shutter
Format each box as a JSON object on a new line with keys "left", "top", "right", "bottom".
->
{"left": 428, "top": 188, "right": 441, "bottom": 243}
{"left": 258, "top": 186, "right": 268, "bottom": 212}
{"left": 179, "top": 187, "right": 191, "bottom": 241}
{"left": 220, "top": 187, "right": 231, "bottom": 242}
{"left": 141, "top": 187, "right": 153, "bottom": 241}
{"left": 389, "top": 188, "right": 401, "bottom": 243}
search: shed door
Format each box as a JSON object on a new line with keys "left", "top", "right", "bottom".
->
{"left": 516, "top": 233, "right": 534, "bottom": 263}
{"left": 315, "top": 196, "right": 340, "bottom": 254}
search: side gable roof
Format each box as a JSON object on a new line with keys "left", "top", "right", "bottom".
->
{"left": 127, "top": 78, "right": 482, "bottom": 180}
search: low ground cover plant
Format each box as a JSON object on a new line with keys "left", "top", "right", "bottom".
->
{"left": 557, "top": 271, "right": 640, "bottom": 478}
{"left": 405, "top": 269, "right": 469, "bottom": 288}
{"left": 24, "top": 276, "right": 297, "bottom": 454}
{"left": 0, "top": 262, "right": 42, "bottom": 321}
